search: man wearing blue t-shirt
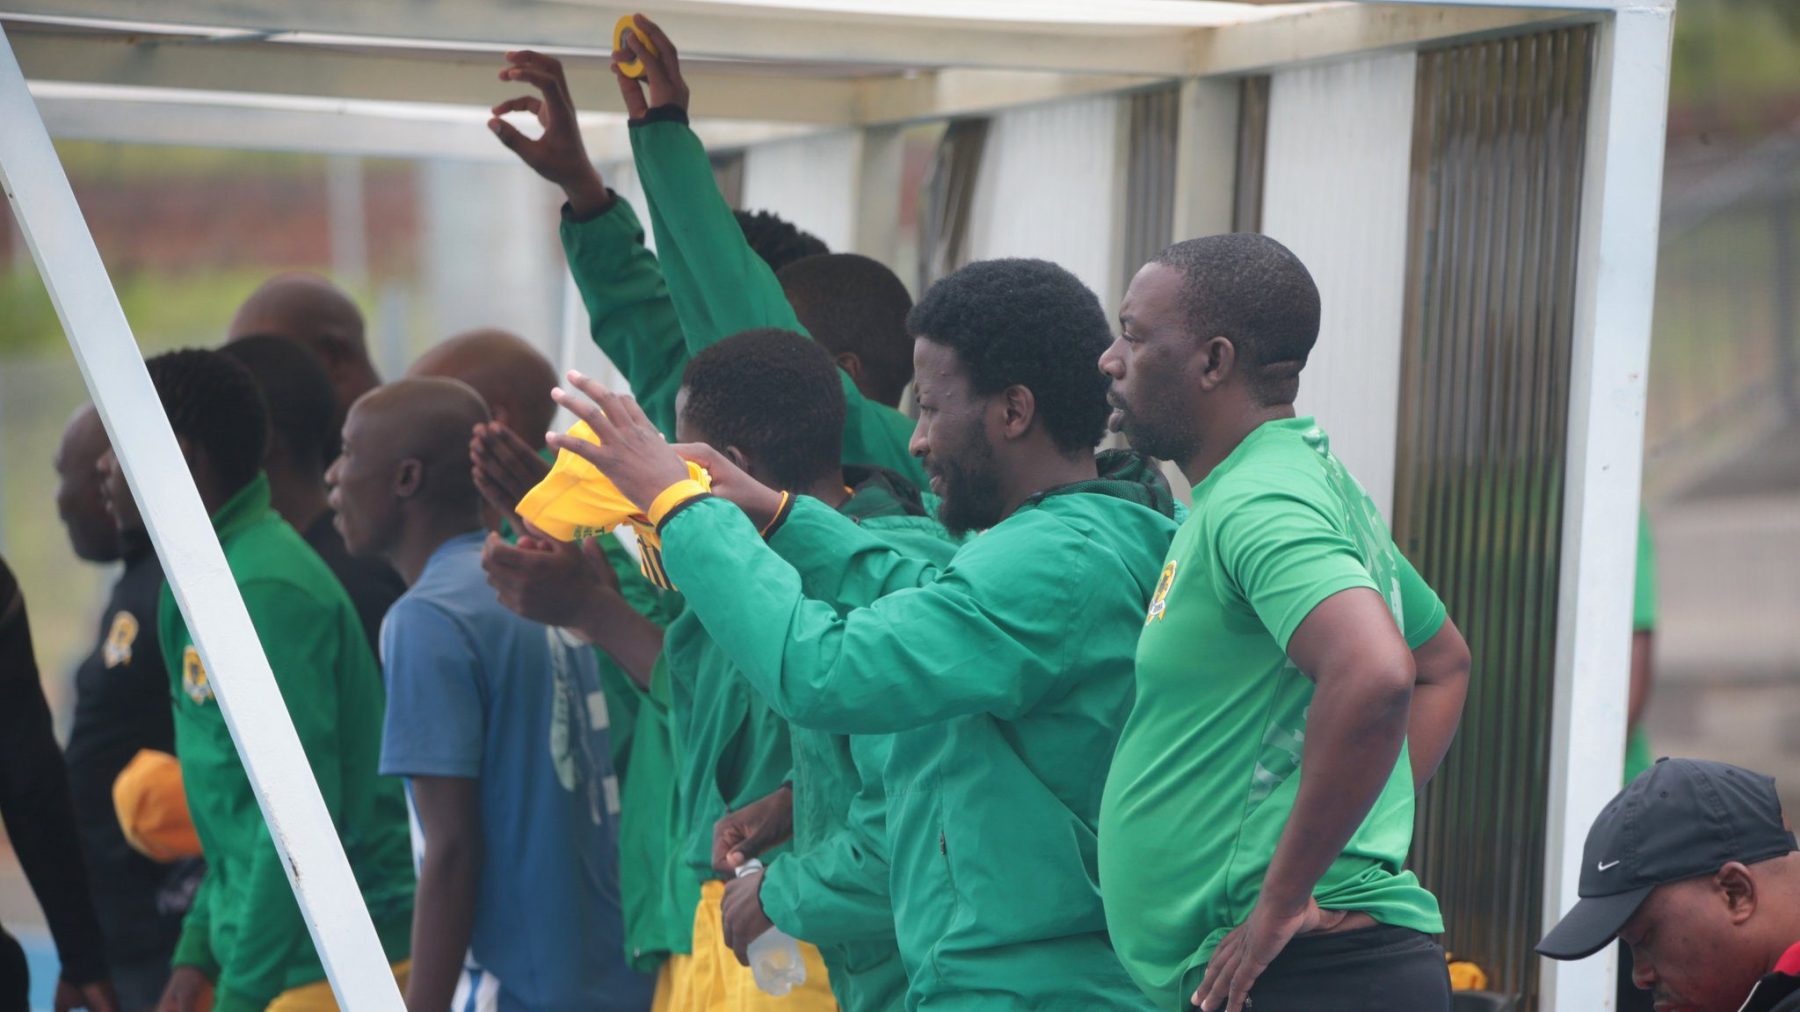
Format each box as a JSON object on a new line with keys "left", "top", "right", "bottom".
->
{"left": 327, "top": 377, "right": 652, "bottom": 1012}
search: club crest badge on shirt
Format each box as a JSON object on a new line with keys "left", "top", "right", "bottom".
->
{"left": 103, "top": 610, "right": 139, "bottom": 668}
{"left": 182, "top": 645, "right": 213, "bottom": 704}
{"left": 1146, "top": 561, "right": 1178, "bottom": 624}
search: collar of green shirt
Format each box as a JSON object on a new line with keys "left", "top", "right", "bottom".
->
{"left": 211, "top": 472, "right": 274, "bottom": 541}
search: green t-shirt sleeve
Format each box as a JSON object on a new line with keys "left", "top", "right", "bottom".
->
{"left": 660, "top": 497, "right": 1082, "bottom": 733}
{"left": 1633, "top": 511, "right": 1657, "bottom": 632}
{"left": 1215, "top": 487, "right": 1380, "bottom": 653}
{"left": 1395, "top": 551, "right": 1448, "bottom": 650}
{"left": 559, "top": 197, "right": 688, "bottom": 439}
{"left": 170, "top": 874, "right": 219, "bottom": 976}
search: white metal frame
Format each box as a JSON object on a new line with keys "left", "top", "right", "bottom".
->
{"left": 0, "top": 23, "right": 405, "bottom": 1012}
{"left": 0, "top": 1, "right": 1675, "bottom": 1006}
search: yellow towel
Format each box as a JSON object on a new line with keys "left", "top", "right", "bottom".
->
{"left": 516, "top": 419, "right": 709, "bottom": 589}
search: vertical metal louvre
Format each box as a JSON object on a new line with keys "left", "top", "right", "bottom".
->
{"left": 1396, "top": 25, "right": 1595, "bottom": 1010}
{"left": 1232, "top": 76, "right": 1269, "bottom": 233}
{"left": 1121, "top": 84, "right": 1179, "bottom": 294}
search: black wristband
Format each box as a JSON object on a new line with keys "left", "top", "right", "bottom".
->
{"left": 654, "top": 492, "right": 713, "bottom": 533}
{"left": 761, "top": 492, "right": 796, "bottom": 541}
{"left": 629, "top": 104, "right": 690, "bottom": 128}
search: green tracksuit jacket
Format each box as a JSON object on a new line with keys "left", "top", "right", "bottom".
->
{"left": 626, "top": 107, "right": 927, "bottom": 490}
{"left": 658, "top": 453, "right": 1178, "bottom": 1010}
{"left": 159, "top": 475, "right": 413, "bottom": 1012}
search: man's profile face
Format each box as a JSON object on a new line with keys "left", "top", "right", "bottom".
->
{"left": 1099, "top": 262, "right": 1203, "bottom": 464}
{"left": 325, "top": 402, "right": 403, "bottom": 559}
{"left": 908, "top": 338, "right": 1002, "bottom": 536}
{"left": 1619, "top": 875, "right": 1766, "bottom": 1012}
{"left": 55, "top": 411, "right": 124, "bottom": 562}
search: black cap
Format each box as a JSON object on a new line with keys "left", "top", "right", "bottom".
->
{"left": 1538, "top": 758, "right": 1796, "bottom": 960}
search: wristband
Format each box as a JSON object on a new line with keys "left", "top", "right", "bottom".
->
{"left": 759, "top": 491, "right": 793, "bottom": 538}
{"left": 648, "top": 478, "right": 709, "bottom": 526}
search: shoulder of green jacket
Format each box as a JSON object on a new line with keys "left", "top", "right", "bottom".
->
{"left": 1022, "top": 448, "right": 1177, "bottom": 519}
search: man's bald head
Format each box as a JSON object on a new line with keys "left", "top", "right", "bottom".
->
{"left": 55, "top": 404, "right": 123, "bottom": 562}
{"left": 407, "top": 329, "right": 558, "bottom": 449}
{"left": 326, "top": 378, "right": 490, "bottom": 561}
{"left": 229, "top": 273, "right": 379, "bottom": 417}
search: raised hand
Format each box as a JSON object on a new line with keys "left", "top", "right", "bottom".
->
{"left": 611, "top": 14, "right": 690, "bottom": 119}
{"left": 470, "top": 421, "right": 552, "bottom": 524}
{"left": 481, "top": 524, "right": 620, "bottom": 634}
{"left": 668, "top": 443, "right": 786, "bottom": 530}
{"left": 490, "top": 50, "right": 612, "bottom": 216}
{"left": 547, "top": 371, "right": 691, "bottom": 510}
{"left": 712, "top": 784, "right": 794, "bottom": 873}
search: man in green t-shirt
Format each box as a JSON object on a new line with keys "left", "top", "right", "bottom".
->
{"left": 1096, "top": 234, "right": 1472, "bottom": 1012}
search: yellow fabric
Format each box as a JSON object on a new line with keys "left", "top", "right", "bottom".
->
{"left": 516, "top": 420, "right": 710, "bottom": 543}
{"left": 612, "top": 15, "right": 659, "bottom": 79}
{"left": 1446, "top": 955, "right": 1488, "bottom": 991}
{"left": 113, "top": 749, "right": 203, "bottom": 862}
{"left": 673, "top": 880, "right": 836, "bottom": 1012}
{"left": 266, "top": 961, "right": 410, "bottom": 1011}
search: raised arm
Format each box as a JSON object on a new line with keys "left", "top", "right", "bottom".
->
{"left": 612, "top": 17, "right": 927, "bottom": 486}
{"left": 491, "top": 50, "right": 687, "bottom": 438}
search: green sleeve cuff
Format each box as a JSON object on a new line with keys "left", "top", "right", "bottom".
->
{"left": 757, "top": 855, "right": 806, "bottom": 937}
{"left": 559, "top": 196, "right": 647, "bottom": 267}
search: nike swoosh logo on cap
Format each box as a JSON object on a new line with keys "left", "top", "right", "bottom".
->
{"left": 1597, "top": 859, "right": 1622, "bottom": 871}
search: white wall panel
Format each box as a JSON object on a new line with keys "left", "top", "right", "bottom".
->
{"left": 741, "top": 129, "right": 860, "bottom": 253}
{"left": 1260, "top": 51, "right": 1416, "bottom": 519}
{"left": 965, "top": 95, "right": 1125, "bottom": 313}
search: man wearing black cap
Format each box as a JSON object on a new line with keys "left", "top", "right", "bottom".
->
{"left": 1539, "top": 758, "right": 1800, "bottom": 1012}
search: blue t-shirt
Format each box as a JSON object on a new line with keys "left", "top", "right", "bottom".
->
{"left": 379, "top": 532, "right": 653, "bottom": 1012}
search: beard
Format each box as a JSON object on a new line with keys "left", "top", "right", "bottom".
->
{"left": 930, "top": 433, "right": 1004, "bottom": 536}
{"left": 1112, "top": 390, "right": 1197, "bottom": 465}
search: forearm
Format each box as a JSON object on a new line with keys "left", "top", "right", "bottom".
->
{"left": 1406, "top": 684, "right": 1464, "bottom": 788}
{"left": 769, "top": 498, "right": 944, "bottom": 606}
{"left": 577, "top": 592, "right": 665, "bottom": 690}
{"left": 406, "top": 841, "right": 481, "bottom": 1012}
{"left": 1627, "top": 630, "right": 1653, "bottom": 730}
{"left": 1261, "top": 673, "right": 1412, "bottom": 913}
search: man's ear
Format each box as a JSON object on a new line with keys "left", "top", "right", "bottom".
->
{"left": 723, "top": 445, "right": 752, "bottom": 475}
{"left": 1198, "top": 335, "right": 1237, "bottom": 393}
{"left": 393, "top": 458, "right": 424, "bottom": 499}
{"left": 1717, "top": 862, "right": 1758, "bottom": 925}
{"left": 834, "top": 351, "right": 864, "bottom": 385}
{"left": 997, "top": 384, "right": 1036, "bottom": 441}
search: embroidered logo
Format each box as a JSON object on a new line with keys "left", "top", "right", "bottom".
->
{"left": 103, "top": 610, "right": 139, "bottom": 668}
{"left": 1146, "top": 560, "right": 1178, "bottom": 624}
{"left": 181, "top": 646, "right": 213, "bottom": 704}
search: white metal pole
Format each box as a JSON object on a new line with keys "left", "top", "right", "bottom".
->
{"left": 1540, "top": 6, "right": 1674, "bottom": 1010}
{"left": 0, "top": 25, "right": 404, "bottom": 1012}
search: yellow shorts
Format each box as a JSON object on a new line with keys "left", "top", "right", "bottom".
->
{"left": 652, "top": 880, "right": 835, "bottom": 1011}
{"left": 266, "top": 960, "right": 411, "bottom": 1011}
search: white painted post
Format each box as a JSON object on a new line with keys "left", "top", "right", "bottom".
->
{"left": 1540, "top": 5, "right": 1675, "bottom": 1011}
{"left": 0, "top": 26, "right": 403, "bottom": 1012}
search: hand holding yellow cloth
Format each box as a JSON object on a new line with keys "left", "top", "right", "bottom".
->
{"left": 515, "top": 419, "right": 710, "bottom": 589}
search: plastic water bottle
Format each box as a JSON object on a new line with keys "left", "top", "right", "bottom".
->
{"left": 735, "top": 859, "right": 806, "bottom": 995}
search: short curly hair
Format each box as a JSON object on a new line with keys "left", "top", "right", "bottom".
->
{"left": 1152, "top": 234, "right": 1320, "bottom": 406}
{"left": 906, "top": 258, "right": 1111, "bottom": 453}
{"left": 145, "top": 348, "right": 271, "bottom": 493}
{"left": 778, "top": 253, "right": 915, "bottom": 407}
{"left": 680, "top": 328, "right": 846, "bottom": 489}
{"left": 221, "top": 334, "right": 338, "bottom": 471}
{"left": 734, "top": 209, "right": 829, "bottom": 273}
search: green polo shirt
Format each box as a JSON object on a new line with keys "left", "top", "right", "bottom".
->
{"left": 159, "top": 474, "right": 413, "bottom": 1012}
{"left": 1099, "top": 418, "right": 1445, "bottom": 1009}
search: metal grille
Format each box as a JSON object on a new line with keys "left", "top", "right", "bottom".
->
{"left": 1232, "top": 76, "right": 1269, "bottom": 233}
{"left": 1396, "top": 25, "right": 1596, "bottom": 1009}
{"left": 1121, "top": 84, "right": 1179, "bottom": 293}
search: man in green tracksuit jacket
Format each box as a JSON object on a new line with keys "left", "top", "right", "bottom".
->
{"left": 547, "top": 256, "right": 1175, "bottom": 1010}
{"left": 98, "top": 350, "right": 414, "bottom": 1012}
